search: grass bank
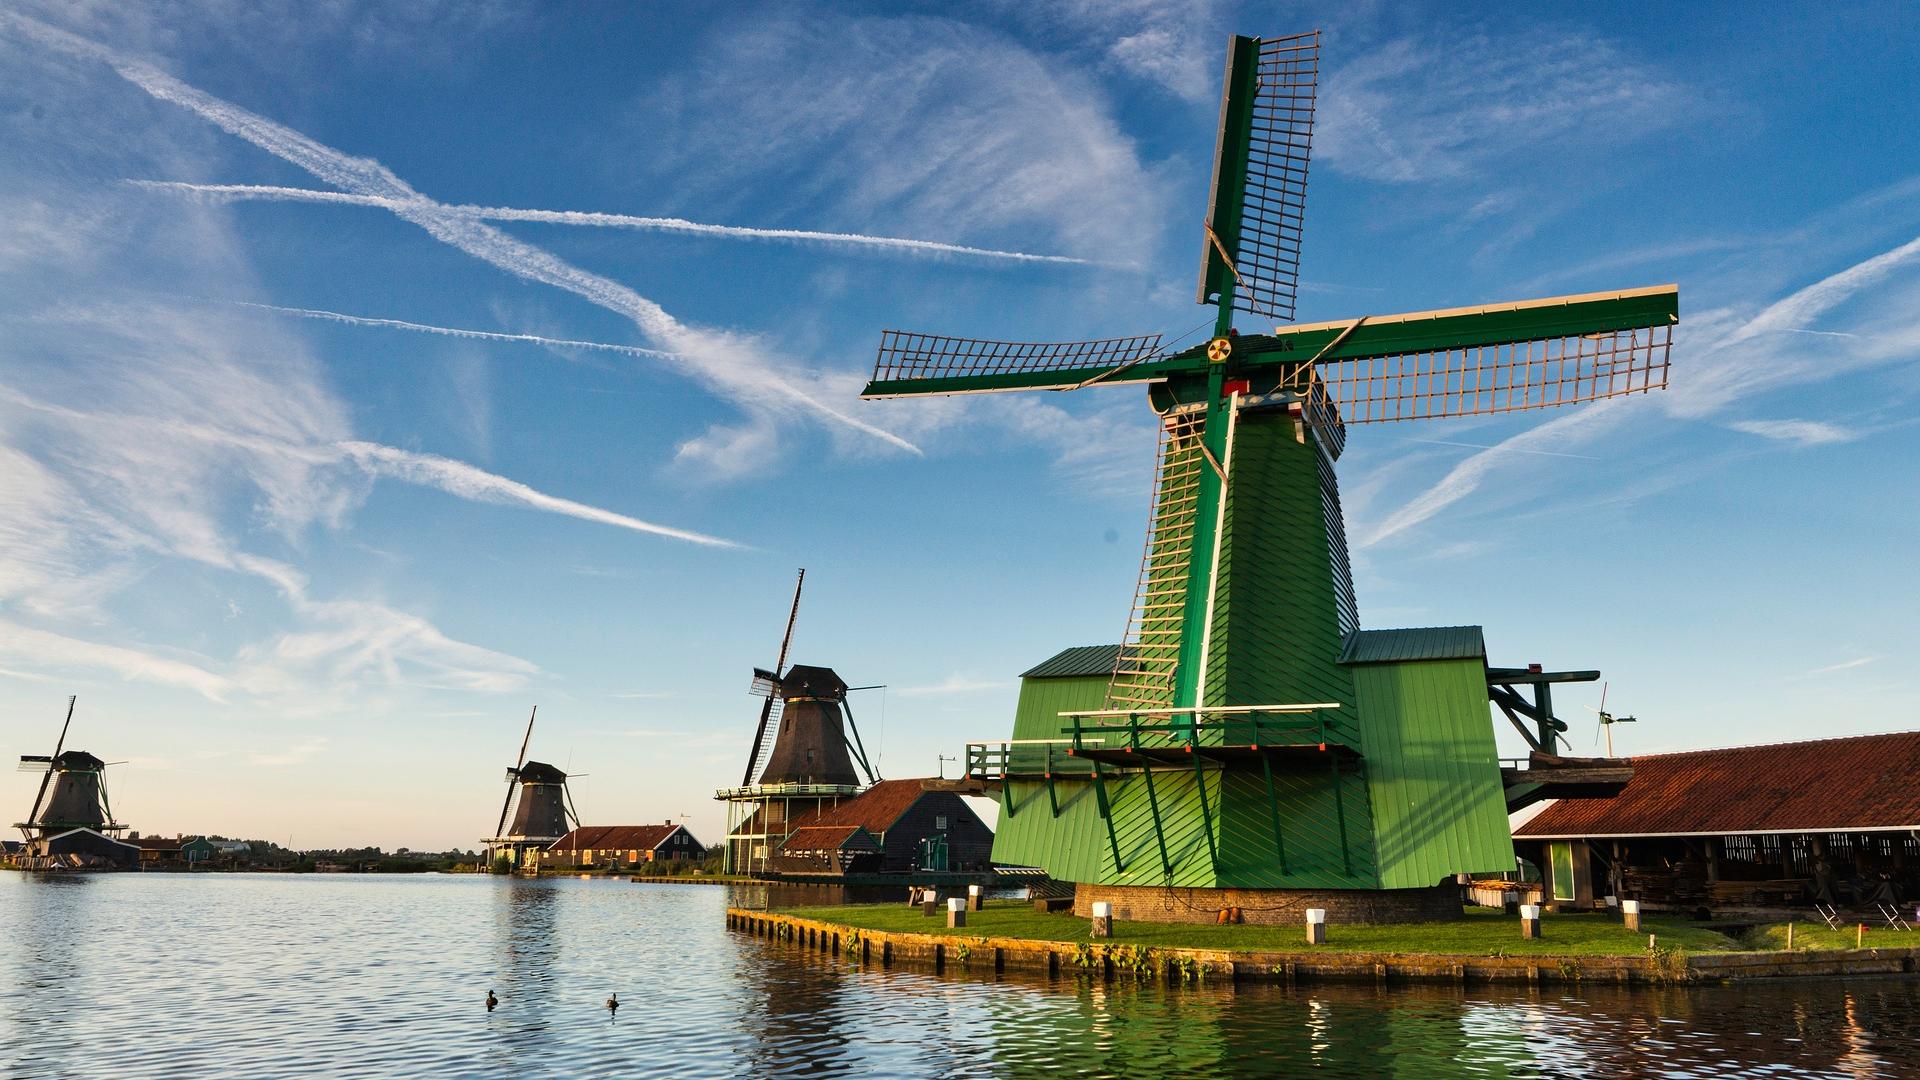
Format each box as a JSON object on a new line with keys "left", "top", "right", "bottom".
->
{"left": 777, "top": 903, "right": 1742, "bottom": 957}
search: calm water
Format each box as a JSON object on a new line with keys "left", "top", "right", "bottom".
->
{"left": 3, "top": 874, "right": 1918, "bottom": 1078}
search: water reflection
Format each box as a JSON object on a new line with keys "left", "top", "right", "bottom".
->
{"left": 2, "top": 873, "right": 1918, "bottom": 1078}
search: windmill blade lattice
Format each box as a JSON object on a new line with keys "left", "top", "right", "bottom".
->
{"left": 1198, "top": 31, "right": 1319, "bottom": 322}
{"left": 871, "top": 331, "right": 1164, "bottom": 393}
{"left": 1312, "top": 320, "right": 1673, "bottom": 424}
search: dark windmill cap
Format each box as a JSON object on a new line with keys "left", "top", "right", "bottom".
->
{"left": 515, "top": 761, "right": 567, "bottom": 784}
{"left": 780, "top": 665, "right": 847, "bottom": 700}
{"left": 54, "top": 750, "right": 106, "bottom": 770}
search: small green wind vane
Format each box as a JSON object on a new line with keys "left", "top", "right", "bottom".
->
{"left": 862, "top": 31, "right": 1678, "bottom": 896}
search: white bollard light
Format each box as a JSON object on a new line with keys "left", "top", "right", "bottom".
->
{"left": 1520, "top": 903, "right": 1542, "bottom": 939}
{"left": 1091, "top": 900, "right": 1113, "bottom": 938}
{"left": 947, "top": 896, "right": 967, "bottom": 928}
{"left": 1621, "top": 899, "right": 1641, "bottom": 932}
{"left": 1305, "top": 907, "right": 1328, "bottom": 945}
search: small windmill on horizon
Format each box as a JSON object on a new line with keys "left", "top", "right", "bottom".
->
{"left": 13, "top": 696, "right": 140, "bottom": 869}
{"left": 860, "top": 30, "right": 1676, "bottom": 912}
{"left": 483, "top": 707, "right": 580, "bottom": 873}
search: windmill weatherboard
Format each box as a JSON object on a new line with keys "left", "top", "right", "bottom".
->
{"left": 861, "top": 30, "right": 1675, "bottom": 920}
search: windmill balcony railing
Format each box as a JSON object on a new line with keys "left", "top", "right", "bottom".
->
{"left": 965, "top": 703, "right": 1350, "bottom": 780}
{"left": 1062, "top": 703, "right": 1350, "bottom": 768}
{"left": 965, "top": 739, "right": 1105, "bottom": 781}
{"left": 713, "top": 782, "right": 864, "bottom": 801}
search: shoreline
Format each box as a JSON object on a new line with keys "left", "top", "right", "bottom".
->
{"left": 728, "top": 908, "right": 1920, "bottom": 987}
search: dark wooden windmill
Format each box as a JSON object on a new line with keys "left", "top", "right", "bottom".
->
{"left": 715, "top": 570, "right": 879, "bottom": 874}
{"left": 862, "top": 30, "right": 1671, "bottom": 921}
{"left": 13, "top": 697, "right": 138, "bottom": 869}
{"left": 482, "top": 707, "right": 580, "bottom": 872}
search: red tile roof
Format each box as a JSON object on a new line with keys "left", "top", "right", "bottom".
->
{"left": 779, "top": 825, "right": 881, "bottom": 853}
{"left": 787, "top": 779, "right": 932, "bottom": 834}
{"left": 1516, "top": 731, "right": 1920, "bottom": 838}
{"left": 547, "top": 824, "right": 695, "bottom": 852}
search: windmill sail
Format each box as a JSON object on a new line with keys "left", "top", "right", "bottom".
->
{"left": 1300, "top": 287, "right": 1676, "bottom": 424}
{"left": 1198, "top": 31, "right": 1319, "bottom": 322}
{"left": 867, "top": 331, "right": 1164, "bottom": 397}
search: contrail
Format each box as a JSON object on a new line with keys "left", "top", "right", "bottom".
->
{"left": 0, "top": 13, "right": 919, "bottom": 454}
{"left": 130, "top": 181, "right": 1092, "bottom": 266}
{"left": 338, "top": 443, "right": 742, "bottom": 548}
{"left": 220, "top": 299, "right": 681, "bottom": 360}
{"left": 0, "top": 384, "right": 740, "bottom": 548}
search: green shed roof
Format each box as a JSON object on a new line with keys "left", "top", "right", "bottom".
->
{"left": 1020, "top": 644, "right": 1130, "bottom": 679}
{"left": 1338, "top": 626, "right": 1486, "bottom": 665}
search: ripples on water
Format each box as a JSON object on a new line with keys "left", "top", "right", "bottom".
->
{"left": 2, "top": 873, "right": 1917, "bottom": 1078}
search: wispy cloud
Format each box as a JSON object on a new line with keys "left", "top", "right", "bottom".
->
{"left": 1318, "top": 31, "right": 1689, "bottom": 184}
{"left": 1, "top": 383, "right": 739, "bottom": 549}
{"left": 1807, "top": 656, "right": 1878, "bottom": 676}
{"left": 129, "top": 180, "right": 1093, "bottom": 266}
{"left": 0, "top": 13, "right": 920, "bottom": 459}
{"left": 1724, "top": 419, "right": 1860, "bottom": 447}
{"left": 629, "top": 12, "right": 1169, "bottom": 269}
{"left": 0, "top": 619, "right": 233, "bottom": 699}
{"left": 1359, "top": 225, "right": 1920, "bottom": 549}
{"left": 1360, "top": 402, "right": 1623, "bottom": 548}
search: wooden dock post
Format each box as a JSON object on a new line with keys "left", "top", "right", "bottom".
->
{"left": 948, "top": 897, "right": 967, "bottom": 929}
{"left": 1306, "top": 908, "right": 1327, "bottom": 945}
{"left": 1621, "top": 900, "right": 1641, "bottom": 932}
{"left": 922, "top": 894, "right": 939, "bottom": 917}
{"left": 1091, "top": 901, "right": 1113, "bottom": 938}
{"left": 969, "top": 884, "right": 985, "bottom": 911}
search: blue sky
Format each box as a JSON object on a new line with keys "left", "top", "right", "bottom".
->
{"left": 1, "top": 2, "right": 1915, "bottom": 850}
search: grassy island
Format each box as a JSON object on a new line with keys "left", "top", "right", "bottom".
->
{"left": 736, "top": 904, "right": 1920, "bottom": 986}
{"left": 779, "top": 904, "right": 1740, "bottom": 957}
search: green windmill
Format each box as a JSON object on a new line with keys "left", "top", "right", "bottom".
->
{"left": 862, "top": 31, "right": 1674, "bottom": 918}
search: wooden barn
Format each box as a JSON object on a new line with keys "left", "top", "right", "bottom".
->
{"left": 768, "top": 778, "right": 993, "bottom": 877}
{"left": 1514, "top": 731, "right": 1920, "bottom": 913}
{"left": 772, "top": 825, "right": 885, "bottom": 876}
{"left": 538, "top": 823, "right": 705, "bottom": 871}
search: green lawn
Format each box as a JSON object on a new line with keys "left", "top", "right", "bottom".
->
{"left": 776, "top": 903, "right": 1744, "bottom": 957}
{"left": 1739, "top": 920, "right": 1918, "bottom": 951}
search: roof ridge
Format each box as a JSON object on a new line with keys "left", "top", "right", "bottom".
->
{"left": 1626, "top": 728, "right": 1920, "bottom": 761}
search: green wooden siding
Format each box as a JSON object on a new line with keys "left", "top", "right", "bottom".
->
{"left": 1204, "top": 409, "right": 1377, "bottom": 888}
{"left": 991, "top": 673, "right": 1110, "bottom": 878}
{"left": 1350, "top": 656, "right": 1516, "bottom": 888}
{"left": 993, "top": 410, "right": 1513, "bottom": 894}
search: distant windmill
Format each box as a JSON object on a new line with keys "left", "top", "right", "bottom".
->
{"left": 14, "top": 696, "right": 136, "bottom": 868}
{"left": 1588, "top": 683, "right": 1638, "bottom": 757}
{"left": 715, "top": 570, "right": 879, "bottom": 875}
{"left": 483, "top": 707, "right": 580, "bottom": 872}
